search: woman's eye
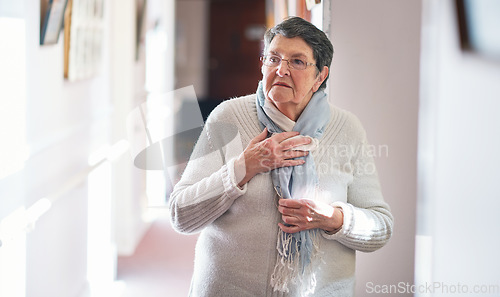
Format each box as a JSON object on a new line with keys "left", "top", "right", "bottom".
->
{"left": 292, "top": 59, "right": 305, "bottom": 66}
{"left": 269, "top": 56, "right": 280, "bottom": 63}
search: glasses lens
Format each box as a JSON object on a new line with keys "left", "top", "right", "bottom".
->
{"left": 262, "top": 55, "right": 311, "bottom": 70}
{"left": 290, "top": 58, "right": 306, "bottom": 70}
{"left": 263, "top": 55, "right": 280, "bottom": 67}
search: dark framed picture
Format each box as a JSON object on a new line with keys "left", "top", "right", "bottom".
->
{"left": 40, "top": 0, "right": 70, "bottom": 45}
{"left": 135, "top": 0, "right": 147, "bottom": 60}
{"left": 456, "top": 0, "right": 500, "bottom": 59}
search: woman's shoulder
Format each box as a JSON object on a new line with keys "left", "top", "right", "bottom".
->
{"left": 202, "top": 94, "right": 261, "bottom": 142}
{"left": 325, "top": 105, "right": 368, "bottom": 143}
{"left": 206, "top": 94, "right": 256, "bottom": 121}
{"left": 333, "top": 105, "right": 365, "bottom": 129}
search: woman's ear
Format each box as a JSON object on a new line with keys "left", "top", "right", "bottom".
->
{"left": 312, "top": 66, "right": 329, "bottom": 92}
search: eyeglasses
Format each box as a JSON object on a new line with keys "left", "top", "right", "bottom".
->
{"left": 260, "top": 55, "right": 316, "bottom": 70}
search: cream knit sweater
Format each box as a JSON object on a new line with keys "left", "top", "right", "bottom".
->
{"left": 169, "top": 94, "right": 393, "bottom": 297}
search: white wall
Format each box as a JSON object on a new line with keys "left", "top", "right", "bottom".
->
{"left": 0, "top": 0, "right": 149, "bottom": 296}
{"left": 109, "top": 0, "right": 150, "bottom": 257}
{"left": 329, "top": 1, "right": 421, "bottom": 295}
{"left": 418, "top": 1, "right": 500, "bottom": 296}
{"left": 0, "top": 0, "right": 112, "bottom": 295}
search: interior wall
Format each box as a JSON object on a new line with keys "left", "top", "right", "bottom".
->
{"left": 175, "top": 0, "right": 208, "bottom": 98}
{"left": 328, "top": 1, "right": 421, "bottom": 295}
{"left": 0, "top": 0, "right": 148, "bottom": 296}
{"left": 0, "top": 0, "right": 113, "bottom": 295}
{"left": 109, "top": 0, "right": 150, "bottom": 257}
{"left": 418, "top": 0, "right": 500, "bottom": 295}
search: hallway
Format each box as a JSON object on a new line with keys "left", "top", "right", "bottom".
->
{"left": 3, "top": 1, "right": 500, "bottom": 296}
{"left": 117, "top": 216, "right": 197, "bottom": 297}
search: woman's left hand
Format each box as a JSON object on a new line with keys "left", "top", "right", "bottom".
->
{"left": 277, "top": 199, "right": 343, "bottom": 234}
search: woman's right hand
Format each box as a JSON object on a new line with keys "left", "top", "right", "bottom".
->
{"left": 234, "top": 128, "right": 311, "bottom": 187}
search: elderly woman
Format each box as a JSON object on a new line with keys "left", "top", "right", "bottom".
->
{"left": 169, "top": 17, "right": 393, "bottom": 297}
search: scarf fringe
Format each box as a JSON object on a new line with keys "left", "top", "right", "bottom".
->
{"left": 270, "top": 229, "right": 321, "bottom": 295}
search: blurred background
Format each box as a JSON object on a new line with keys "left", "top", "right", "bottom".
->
{"left": 1, "top": 0, "right": 499, "bottom": 296}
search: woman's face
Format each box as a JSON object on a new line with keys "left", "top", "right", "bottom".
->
{"left": 261, "top": 35, "right": 328, "bottom": 120}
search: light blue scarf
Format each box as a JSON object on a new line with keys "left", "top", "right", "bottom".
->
{"left": 255, "top": 81, "right": 331, "bottom": 293}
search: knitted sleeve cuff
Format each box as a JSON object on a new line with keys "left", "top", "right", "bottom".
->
{"left": 222, "top": 158, "right": 247, "bottom": 199}
{"left": 320, "top": 201, "right": 353, "bottom": 240}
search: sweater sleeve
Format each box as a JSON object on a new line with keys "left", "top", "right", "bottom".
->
{"left": 321, "top": 117, "right": 394, "bottom": 252}
{"left": 169, "top": 104, "right": 247, "bottom": 234}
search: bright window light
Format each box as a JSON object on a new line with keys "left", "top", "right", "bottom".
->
{"left": 0, "top": 208, "right": 27, "bottom": 297}
{"left": 0, "top": 18, "right": 28, "bottom": 180}
{"left": 0, "top": 16, "right": 27, "bottom": 297}
{"left": 87, "top": 161, "right": 115, "bottom": 296}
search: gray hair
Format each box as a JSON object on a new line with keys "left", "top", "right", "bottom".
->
{"left": 263, "top": 17, "right": 334, "bottom": 90}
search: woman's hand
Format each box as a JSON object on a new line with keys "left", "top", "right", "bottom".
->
{"left": 277, "top": 198, "right": 344, "bottom": 234}
{"left": 235, "top": 128, "right": 311, "bottom": 187}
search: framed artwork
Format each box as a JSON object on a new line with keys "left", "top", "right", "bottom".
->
{"left": 40, "top": 0, "right": 69, "bottom": 45}
{"left": 136, "top": 0, "right": 148, "bottom": 60}
{"left": 64, "top": 0, "right": 105, "bottom": 81}
{"left": 266, "top": 0, "right": 317, "bottom": 27}
{"left": 456, "top": 0, "right": 500, "bottom": 59}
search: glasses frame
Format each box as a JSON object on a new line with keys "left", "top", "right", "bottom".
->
{"left": 260, "top": 55, "right": 316, "bottom": 71}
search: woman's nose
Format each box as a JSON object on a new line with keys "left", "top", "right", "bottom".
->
{"left": 276, "top": 60, "right": 290, "bottom": 77}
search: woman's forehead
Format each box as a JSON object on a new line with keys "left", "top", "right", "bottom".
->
{"left": 267, "top": 35, "right": 314, "bottom": 58}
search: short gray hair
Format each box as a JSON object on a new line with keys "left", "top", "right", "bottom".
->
{"left": 263, "top": 17, "right": 334, "bottom": 90}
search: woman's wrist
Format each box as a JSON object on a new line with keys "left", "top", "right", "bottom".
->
{"left": 323, "top": 207, "right": 344, "bottom": 234}
{"left": 235, "top": 153, "right": 254, "bottom": 188}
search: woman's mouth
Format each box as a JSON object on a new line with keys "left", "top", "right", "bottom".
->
{"left": 273, "top": 82, "right": 291, "bottom": 88}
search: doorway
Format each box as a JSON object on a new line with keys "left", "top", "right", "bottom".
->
{"left": 207, "top": 0, "right": 267, "bottom": 101}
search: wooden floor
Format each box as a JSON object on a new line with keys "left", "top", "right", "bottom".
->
{"left": 117, "top": 217, "right": 198, "bottom": 297}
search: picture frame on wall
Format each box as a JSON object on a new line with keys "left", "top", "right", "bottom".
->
{"left": 135, "top": 0, "right": 147, "bottom": 60}
{"left": 40, "top": 0, "right": 70, "bottom": 45}
{"left": 64, "top": 0, "right": 105, "bottom": 81}
{"left": 266, "top": 0, "right": 315, "bottom": 27}
{"left": 456, "top": 0, "right": 500, "bottom": 59}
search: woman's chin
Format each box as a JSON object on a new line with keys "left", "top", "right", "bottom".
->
{"left": 268, "top": 91, "right": 293, "bottom": 105}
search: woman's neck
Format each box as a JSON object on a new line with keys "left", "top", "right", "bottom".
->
{"left": 273, "top": 100, "right": 310, "bottom": 122}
